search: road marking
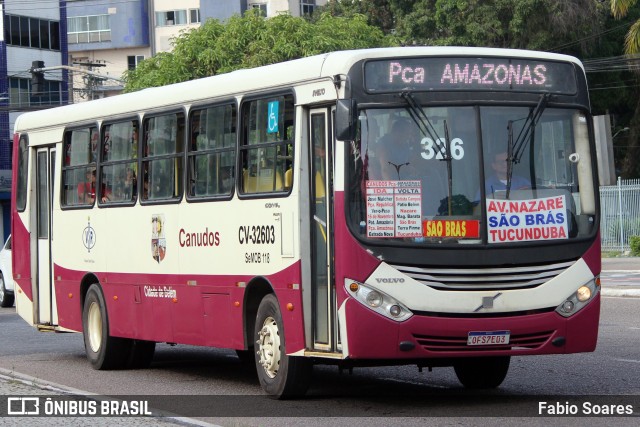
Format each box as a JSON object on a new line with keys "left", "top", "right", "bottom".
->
{"left": 379, "top": 377, "right": 449, "bottom": 388}
{"left": 612, "top": 358, "right": 640, "bottom": 364}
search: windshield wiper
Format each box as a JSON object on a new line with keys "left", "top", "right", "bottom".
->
{"left": 400, "top": 92, "right": 449, "bottom": 157}
{"left": 400, "top": 92, "right": 455, "bottom": 214}
{"left": 505, "top": 93, "right": 550, "bottom": 197}
{"left": 511, "top": 93, "right": 550, "bottom": 163}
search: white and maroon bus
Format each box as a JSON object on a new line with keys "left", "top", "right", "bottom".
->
{"left": 11, "top": 47, "right": 600, "bottom": 398}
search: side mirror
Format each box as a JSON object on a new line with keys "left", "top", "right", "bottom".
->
{"left": 335, "top": 99, "right": 357, "bottom": 141}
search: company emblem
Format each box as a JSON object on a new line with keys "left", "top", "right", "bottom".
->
{"left": 474, "top": 292, "right": 503, "bottom": 312}
{"left": 82, "top": 217, "right": 96, "bottom": 252}
{"left": 375, "top": 278, "right": 405, "bottom": 284}
{"left": 151, "top": 214, "right": 166, "bottom": 263}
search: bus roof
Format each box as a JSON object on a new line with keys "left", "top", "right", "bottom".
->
{"left": 14, "top": 46, "right": 584, "bottom": 133}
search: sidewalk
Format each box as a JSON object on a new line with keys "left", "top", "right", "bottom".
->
{"left": 600, "top": 257, "right": 640, "bottom": 298}
{"left": 601, "top": 256, "right": 640, "bottom": 271}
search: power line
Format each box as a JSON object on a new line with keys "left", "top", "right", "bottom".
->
{"left": 583, "top": 54, "right": 640, "bottom": 73}
{"left": 548, "top": 21, "right": 632, "bottom": 52}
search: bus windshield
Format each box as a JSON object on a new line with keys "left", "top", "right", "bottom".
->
{"left": 347, "top": 105, "right": 596, "bottom": 245}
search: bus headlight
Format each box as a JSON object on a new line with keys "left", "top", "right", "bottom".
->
{"left": 365, "top": 291, "right": 383, "bottom": 307}
{"left": 555, "top": 278, "right": 599, "bottom": 318}
{"left": 345, "top": 279, "right": 413, "bottom": 322}
{"left": 576, "top": 285, "right": 591, "bottom": 302}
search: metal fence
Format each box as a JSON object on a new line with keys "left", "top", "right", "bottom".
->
{"left": 600, "top": 178, "right": 640, "bottom": 252}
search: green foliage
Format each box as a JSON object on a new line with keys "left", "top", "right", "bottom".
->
{"left": 384, "top": 0, "right": 605, "bottom": 50}
{"left": 630, "top": 235, "right": 640, "bottom": 256}
{"left": 124, "top": 11, "right": 392, "bottom": 92}
{"left": 315, "top": 0, "right": 395, "bottom": 33}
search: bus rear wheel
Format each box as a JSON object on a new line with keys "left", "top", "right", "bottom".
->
{"left": 82, "top": 284, "right": 131, "bottom": 370}
{"left": 254, "top": 294, "right": 311, "bottom": 399}
{"left": 454, "top": 356, "right": 510, "bottom": 389}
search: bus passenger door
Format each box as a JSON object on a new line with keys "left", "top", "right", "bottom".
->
{"left": 309, "top": 108, "right": 334, "bottom": 351}
{"left": 35, "top": 147, "right": 56, "bottom": 325}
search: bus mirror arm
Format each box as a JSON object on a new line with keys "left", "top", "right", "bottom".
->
{"left": 335, "top": 99, "right": 358, "bottom": 142}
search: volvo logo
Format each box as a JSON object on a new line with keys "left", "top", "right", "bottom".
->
{"left": 375, "top": 278, "right": 405, "bottom": 284}
{"left": 474, "top": 293, "right": 503, "bottom": 312}
{"left": 83, "top": 218, "right": 96, "bottom": 252}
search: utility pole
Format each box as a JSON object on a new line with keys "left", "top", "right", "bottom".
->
{"left": 30, "top": 61, "right": 46, "bottom": 96}
{"left": 29, "top": 62, "right": 124, "bottom": 102}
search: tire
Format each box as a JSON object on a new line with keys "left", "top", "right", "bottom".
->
{"left": 0, "top": 273, "right": 14, "bottom": 308}
{"left": 127, "top": 340, "right": 156, "bottom": 369}
{"left": 82, "top": 284, "right": 132, "bottom": 370}
{"left": 454, "top": 356, "right": 511, "bottom": 389}
{"left": 254, "top": 294, "right": 311, "bottom": 399}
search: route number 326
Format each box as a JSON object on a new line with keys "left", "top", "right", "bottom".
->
{"left": 420, "top": 137, "right": 465, "bottom": 160}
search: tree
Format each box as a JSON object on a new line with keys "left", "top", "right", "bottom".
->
{"left": 316, "top": 0, "right": 395, "bottom": 33}
{"left": 123, "top": 11, "right": 392, "bottom": 92}
{"left": 386, "top": 0, "right": 604, "bottom": 50}
{"left": 610, "top": 0, "right": 640, "bottom": 178}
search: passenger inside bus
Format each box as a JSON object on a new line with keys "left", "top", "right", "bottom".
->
{"left": 78, "top": 169, "right": 96, "bottom": 204}
{"left": 111, "top": 167, "right": 136, "bottom": 201}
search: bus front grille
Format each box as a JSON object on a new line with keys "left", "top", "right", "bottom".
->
{"left": 389, "top": 260, "right": 575, "bottom": 291}
{"left": 412, "top": 330, "right": 555, "bottom": 352}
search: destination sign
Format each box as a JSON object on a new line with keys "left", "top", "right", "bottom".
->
{"left": 364, "top": 57, "right": 577, "bottom": 94}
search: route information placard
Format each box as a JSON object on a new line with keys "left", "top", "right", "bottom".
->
{"left": 366, "top": 180, "right": 422, "bottom": 238}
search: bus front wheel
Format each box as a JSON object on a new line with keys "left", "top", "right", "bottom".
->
{"left": 254, "top": 294, "right": 311, "bottom": 399}
{"left": 82, "top": 284, "right": 131, "bottom": 370}
{"left": 454, "top": 356, "right": 510, "bottom": 389}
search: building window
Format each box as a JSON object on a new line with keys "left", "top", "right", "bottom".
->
{"left": 189, "top": 9, "right": 201, "bottom": 24}
{"left": 156, "top": 10, "right": 188, "bottom": 26}
{"left": 4, "top": 14, "right": 60, "bottom": 50}
{"left": 67, "top": 15, "right": 111, "bottom": 44}
{"left": 127, "top": 55, "right": 145, "bottom": 70}
{"left": 300, "top": 0, "right": 316, "bottom": 16}
{"left": 9, "top": 77, "right": 62, "bottom": 108}
{"left": 249, "top": 3, "right": 267, "bottom": 17}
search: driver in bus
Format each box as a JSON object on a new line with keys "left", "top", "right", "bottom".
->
{"left": 476, "top": 150, "right": 530, "bottom": 204}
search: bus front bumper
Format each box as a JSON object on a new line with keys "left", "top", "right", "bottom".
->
{"left": 341, "top": 293, "right": 600, "bottom": 360}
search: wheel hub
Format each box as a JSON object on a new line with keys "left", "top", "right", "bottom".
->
{"left": 87, "top": 301, "right": 102, "bottom": 353}
{"left": 256, "top": 316, "right": 281, "bottom": 378}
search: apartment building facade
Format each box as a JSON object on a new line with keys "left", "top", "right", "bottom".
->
{"left": 67, "top": 0, "right": 326, "bottom": 99}
{"left": 0, "top": 0, "right": 68, "bottom": 242}
{"left": 0, "top": 0, "right": 325, "bottom": 241}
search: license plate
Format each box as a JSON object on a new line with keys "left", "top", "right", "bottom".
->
{"left": 467, "top": 330, "right": 510, "bottom": 346}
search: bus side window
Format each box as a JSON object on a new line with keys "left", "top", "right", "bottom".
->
{"left": 142, "top": 112, "right": 184, "bottom": 201}
{"left": 240, "top": 95, "right": 294, "bottom": 195}
{"left": 61, "top": 126, "right": 98, "bottom": 207}
{"left": 187, "top": 104, "right": 237, "bottom": 198}
{"left": 99, "top": 120, "right": 138, "bottom": 204}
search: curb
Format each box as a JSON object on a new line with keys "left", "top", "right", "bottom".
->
{"left": 601, "top": 288, "right": 640, "bottom": 298}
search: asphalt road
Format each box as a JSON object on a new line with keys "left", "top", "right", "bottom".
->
{"left": 0, "top": 259, "right": 637, "bottom": 426}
